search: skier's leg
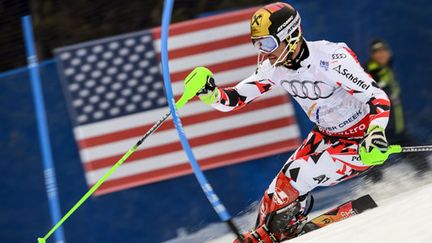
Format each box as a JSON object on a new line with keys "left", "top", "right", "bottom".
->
{"left": 254, "top": 130, "right": 329, "bottom": 229}
{"left": 281, "top": 140, "right": 368, "bottom": 195}
{"left": 236, "top": 132, "right": 370, "bottom": 242}
{"left": 236, "top": 173, "right": 303, "bottom": 243}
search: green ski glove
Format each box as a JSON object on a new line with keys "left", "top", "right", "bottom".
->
{"left": 198, "top": 81, "right": 220, "bottom": 105}
{"left": 359, "top": 125, "right": 389, "bottom": 165}
{"left": 183, "top": 67, "right": 220, "bottom": 105}
{"left": 360, "top": 145, "right": 401, "bottom": 166}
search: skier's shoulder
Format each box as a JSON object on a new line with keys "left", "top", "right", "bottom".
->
{"left": 307, "top": 39, "right": 351, "bottom": 59}
{"left": 309, "top": 40, "right": 362, "bottom": 70}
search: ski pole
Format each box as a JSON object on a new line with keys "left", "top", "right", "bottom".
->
{"left": 396, "top": 145, "right": 432, "bottom": 153}
{"left": 360, "top": 144, "right": 432, "bottom": 166}
{"left": 36, "top": 94, "right": 197, "bottom": 243}
{"left": 382, "top": 144, "right": 432, "bottom": 154}
{"left": 36, "top": 22, "right": 212, "bottom": 240}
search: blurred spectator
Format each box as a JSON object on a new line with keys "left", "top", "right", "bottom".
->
{"left": 366, "top": 40, "right": 403, "bottom": 140}
{"left": 364, "top": 39, "right": 430, "bottom": 182}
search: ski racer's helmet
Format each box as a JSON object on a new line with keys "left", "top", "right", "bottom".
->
{"left": 250, "top": 2, "right": 302, "bottom": 65}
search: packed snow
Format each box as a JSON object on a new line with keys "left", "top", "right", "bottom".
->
{"left": 166, "top": 155, "right": 432, "bottom": 243}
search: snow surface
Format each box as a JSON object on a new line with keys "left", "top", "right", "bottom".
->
{"left": 208, "top": 181, "right": 432, "bottom": 243}
{"left": 287, "top": 182, "right": 432, "bottom": 243}
{"left": 165, "top": 155, "right": 432, "bottom": 243}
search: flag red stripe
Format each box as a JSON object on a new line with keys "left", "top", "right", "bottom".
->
{"left": 78, "top": 95, "right": 289, "bottom": 148}
{"left": 85, "top": 116, "right": 296, "bottom": 170}
{"left": 151, "top": 7, "right": 256, "bottom": 38}
{"left": 166, "top": 34, "right": 250, "bottom": 59}
{"left": 169, "top": 55, "right": 256, "bottom": 83}
{"left": 93, "top": 138, "right": 300, "bottom": 195}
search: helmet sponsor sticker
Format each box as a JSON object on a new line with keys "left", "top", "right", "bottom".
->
{"left": 278, "top": 13, "right": 301, "bottom": 35}
{"left": 277, "top": 16, "right": 294, "bottom": 32}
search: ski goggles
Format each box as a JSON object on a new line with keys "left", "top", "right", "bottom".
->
{"left": 251, "top": 35, "right": 279, "bottom": 53}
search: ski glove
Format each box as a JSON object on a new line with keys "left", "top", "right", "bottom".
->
{"left": 197, "top": 75, "right": 220, "bottom": 105}
{"left": 184, "top": 67, "right": 220, "bottom": 105}
{"left": 359, "top": 125, "right": 390, "bottom": 165}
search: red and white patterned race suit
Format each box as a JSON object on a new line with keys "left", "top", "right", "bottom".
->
{"left": 209, "top": 40, "right": 390, "bottom": 241}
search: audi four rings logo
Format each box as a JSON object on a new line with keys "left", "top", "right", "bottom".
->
{"left": 281, "top": 80, "right": 335, "bottom": 100}
{"left": 332, "top": 53, "right": 347, "bottom": 59}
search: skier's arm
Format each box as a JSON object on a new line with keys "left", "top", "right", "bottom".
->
{"left": 186, "top": 67, "right": 274, "bottom": 112}
{"left": 212, "top": 75, "right": 274, "bottom": 112}
{"left": 329, "top": 45, "right": 391, "bottom": 129}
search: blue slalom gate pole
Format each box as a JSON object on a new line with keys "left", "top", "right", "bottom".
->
{"left": 160, "top": 0, "right": 243, "bottom": 239}
{"left": 21, "top": 16, "right": 66, "bottom": 243}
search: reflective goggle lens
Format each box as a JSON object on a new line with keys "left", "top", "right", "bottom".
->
{"left": 252, "top": 36, "right": 278, "bottom": 53}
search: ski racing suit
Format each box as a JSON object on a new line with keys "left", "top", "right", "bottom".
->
{"left": 209, "top": 40, "right": 391, "bottom": 240}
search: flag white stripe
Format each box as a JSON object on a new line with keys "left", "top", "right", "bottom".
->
{"left": 85, "top": 125, "right": 300, "bottom": 184}
{"left": 74, "top": 65, "right": 257, "bottom": 139}
{"left": 74, "top": 88, "right": 287, "bottom": 140}
{"left": 153, "top": 21, "right": 250, "bottom": 52}
{"left": 168, "top": 44, "right": 255, "bottom": 73}
{"left": 79, "top": 103, "right": 294, "bottom": 162}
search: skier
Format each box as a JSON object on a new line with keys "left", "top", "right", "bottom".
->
{"left": 184, "top": 2, "right": 391, "bottom": 242}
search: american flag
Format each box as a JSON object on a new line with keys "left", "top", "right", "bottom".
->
{"left": 55, "top": 7, "right": 301, "bottom": 196}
